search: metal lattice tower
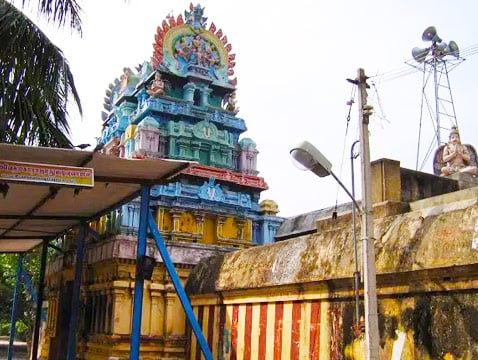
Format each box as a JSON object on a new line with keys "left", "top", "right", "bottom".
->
{"left": 408, "top": 26, "right": 464, "bottom": 171}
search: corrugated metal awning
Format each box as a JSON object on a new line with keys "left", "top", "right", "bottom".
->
{"left": 0, "top": 144, "right": 191, "bottom": 252}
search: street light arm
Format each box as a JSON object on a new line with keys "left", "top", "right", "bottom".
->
{"left": 290, "top": 140, "right": 361, "bottom": 214}
{"left": 329, "top": 170, "right": 362, "bottom": 215}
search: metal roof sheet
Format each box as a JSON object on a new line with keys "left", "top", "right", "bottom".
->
{"left": 0, "top": 144, "right": 191, "bottom": 252}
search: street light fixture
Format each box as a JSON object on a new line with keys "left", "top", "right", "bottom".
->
{"left": 290, "top": 138, "right": 380, "bottom": 359}
{"left": 291, "top": 140, "right": 362, "bottom": 324}
{"left": 290, "top": 140, "right": 361, "bottom": 212}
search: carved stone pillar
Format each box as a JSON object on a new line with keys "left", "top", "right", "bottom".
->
{"left": 191, "top": 143, "right": 200, "bottom": 161}
{"left": 141, "top": 282, "right": 152, "bottom": 335}
{"left": 89, "top": 292, "right": 95, "bottom": 334}
{"left": 194, "top": 213, "right": 205, "bottom": 236}
{"left": 252, "top": 222, "right": 260, "bottom": 244}
{"left": 156, "top": 208, "right": 166, "bottom": 231}
{"left": 236, "top": 218, "right": 245, "bottom": 240}
{"left": 200, "top": 87, "right": 212, "bottom": 107}
{"left": 150, "top": 283, "right": 165, "bottom": 336}
{"left": 178, "top": 143, "right": 188, "bottom": 157}
{"left": 211, "top": 145, "right": 220, "bottom": 164}
{"left": 158, "top": 136, "right": 168, "bottom": 157}
{"left": 111, "top": 281, "right": 131, "bottom": 335}
{"left": 171, "top": 211, "right": 182, "bottom": 233}
{"left": 183, "top": 82, "right": 196, "bottom": 102}
{"left": 115, "top": 208, "right": 122, "bottom": 234}
{"left": 217, "top": 216, "right": 226, "bottom": 238}
{"left": 164, "top": 284, "right": 176, "bottom": 335}
{"left": 220, "top": 149, "right": 229, "bottom": 166}
{"left": 93, "top": 291, "right": 101, "bottom": 334}
{"left": 99, "top": 289, "right": 107, "bottom": 334}
{"left": 105, "top": 289, "right": 112, "bottom": 334}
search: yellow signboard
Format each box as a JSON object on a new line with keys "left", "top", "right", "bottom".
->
{"left": 0, "top": 160, "right": 94, "bottom": 187}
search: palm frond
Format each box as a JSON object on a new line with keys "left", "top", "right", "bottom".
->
{"left": 0, "top": 0, "right": 82, "bottom": 148}
{"left": 21, "top": 0, "right": 82, "bottom": 34}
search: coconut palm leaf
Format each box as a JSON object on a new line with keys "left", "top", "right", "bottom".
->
{"left": 22, "top": 0, "right": 83, "bottom": 34}
{"left": 0, "top": 0, "right": 82, "bottom": 148}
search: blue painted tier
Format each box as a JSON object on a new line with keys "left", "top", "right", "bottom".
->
{"left": 131, "top": 97, "right": 247, "bottom": 133}
{"left": 152, "top": 178, "right": 256, "bottom": 211}
{"left": 114, "top": 176, "right": 281, "bottom": 245}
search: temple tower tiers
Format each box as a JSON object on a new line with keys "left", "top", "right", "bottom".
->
{"left": 42, "top": 4, "right": 283, "bottom": 360}
{"left": 98, "top": 3, "right": 283, "bottom": 247}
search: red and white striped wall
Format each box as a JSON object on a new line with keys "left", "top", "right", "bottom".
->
{"left": 189, "top": 300, "right": 331, "bottom": 360}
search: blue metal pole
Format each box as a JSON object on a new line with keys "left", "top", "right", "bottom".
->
{"left": 129, "top": 186, "right": 150, "bottom": 360}
{"left": 31, "top": 239, "right": 48, "bottom": 360}
{"left": 21, "top": 270, "right": 46, "bottom": 321}
{"left": 147, "top": 212, "right": 213, "bottom": 360}
{"left": 67, "top": 223, "right": 87, "bottom": 360}
{"left": 7, "top": 253, "right": 24, "bottom": 360}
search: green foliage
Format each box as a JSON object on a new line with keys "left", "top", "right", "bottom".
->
{"left": 0, "top": 0, "right": 85, "bottom": 347}
{"left": 0, "top": 251, "right": 43, "bottom": 342}
{"left": 0, "top": 320, "right": 29, "bottom": 341}
{"left": 0, "top": 0, "right": 83, "bottom": 147}
{"left": 22, "top": 0, "right": 83, "bottom": 34}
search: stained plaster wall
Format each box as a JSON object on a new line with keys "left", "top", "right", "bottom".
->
{"left": 186, "top": 159, "right": 478, "bottom": 359}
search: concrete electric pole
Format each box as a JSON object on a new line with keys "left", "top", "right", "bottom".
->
{"left": 352, "top": 68, "right": 380, "bottom": 360}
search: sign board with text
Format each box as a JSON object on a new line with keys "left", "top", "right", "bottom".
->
{"left": 0, "top": 160, "right": 94, "bottom": 187}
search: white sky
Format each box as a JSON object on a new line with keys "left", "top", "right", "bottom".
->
{"left": 28, "top": 0, "right": 478, "bottom": 217}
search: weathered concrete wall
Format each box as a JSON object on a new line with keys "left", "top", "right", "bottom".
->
{"left": 186, "top": 184, "right": 478, "bottom": 359}
{"left": 190, "top": 186, "right": 478, "bottom": 291}
{"left": 276, "top": 158, "right": 459, "bottom": 241}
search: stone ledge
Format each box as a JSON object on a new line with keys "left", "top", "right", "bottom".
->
{"left": 446, "top": 171, "right": 478, "bottom": 190}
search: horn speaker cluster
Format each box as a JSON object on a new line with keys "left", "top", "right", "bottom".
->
{"left": 412, "top": 26, "right": 460, "bottom": 63}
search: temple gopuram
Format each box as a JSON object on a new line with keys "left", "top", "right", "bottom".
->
{"left": 41, "top": 4, "right": 283, "bottom": 359}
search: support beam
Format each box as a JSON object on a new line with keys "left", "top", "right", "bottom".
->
{"left": 31, "top": 240, "right": 48, "bottom": 360}
{"left": 7, "top": 253, "right": 24, "bottom": 360}
{"left": 129, "top": 185, "right": 151, "bottom": 360}
{"left": 21, "top": 270, "right": 46, "bottom": 320}
{"left": 67, "top": 223, "right": 87, "bottom": 360}
{"left": 147, "top": 211, "right": 213, "bottom": 360}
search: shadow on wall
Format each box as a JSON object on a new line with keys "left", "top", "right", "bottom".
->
{"left": 185, "top": 253, "right": 226, "bottom": 295}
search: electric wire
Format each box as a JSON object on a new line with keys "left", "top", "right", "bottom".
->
{"left": 369, "top": 43, "right": 478, "bottom": 172}
{"left": 370, "top": 43, "right": 478, "bottom": 83}
{"left": 333, "top": 84, "right": 357, "bottom": 217}
{"left": 369, "top": 81, "right": 389, "bottom": 127}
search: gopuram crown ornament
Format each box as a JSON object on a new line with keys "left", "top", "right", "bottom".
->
{"left": 151, "top": 3, "right": 237, "bottom": 87}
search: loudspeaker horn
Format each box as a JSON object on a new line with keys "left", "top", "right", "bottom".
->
{"left": 433, "top": 41, "right": 449, "bottom": 59}
{"left": 436, "top": 41, "right": 447, "bottom": 50}
{"left": 448, "top": 40, "right": 459, "bottom": 57}
{"left": 412, "top": 47, "right": 429, "bottom": 62}
{"left": 422, "top": 26, "right": 441, "bottom": 43}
